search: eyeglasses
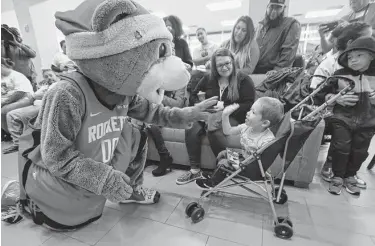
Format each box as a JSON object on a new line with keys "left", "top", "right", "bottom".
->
{"left": 216, "top": 61, "right": 233, "bottom": 70}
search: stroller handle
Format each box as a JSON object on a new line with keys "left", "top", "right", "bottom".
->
{"left": 291, "top": 75, "right": 329, "bottom": 113}
{"left": 302, "top": 75, "right": 356, "bottom": 120}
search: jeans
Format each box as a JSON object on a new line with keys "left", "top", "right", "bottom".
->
{"left": 1, "top": 96, "right": 34, "bottom": 133}
{"left": 147, "top": 125, "right": 170, "bottom": 156}
{"left": 185, "top": 118, "right": 239, "bottom": 169}
{"left": 7, "top": 105, "right": 40, "bottom": 145}
{"left": 331, "top": 121, "right": 374, "bottom": 178}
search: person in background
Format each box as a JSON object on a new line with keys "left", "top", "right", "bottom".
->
{"left": 1, "top": 25, "right": 37, "bottom": 91}
{"left": 219, "top": 16, "right": 260, "bottom": 75}
{"left": 163, "top": 15, "right": 193, "bottom": 68}
{"left": 311, "top": 22, "right": 372, "bottom": 90}
{"left": 254, "top": 0, "right": 301, "bottom": 74}
{"left": 193, "top": 27, "right": 218, "bottom": 66}
{"left": 319, "top": 0, "right": 375, "bottom": 54}
{"left": 176, "top": 48, "right": 256, "bottom": 185}
{"left": 1, "top": 58, "right": 34, "bottom": 134}
{"left": 148, "top": 87, "right": 187, "bottom": 177}
{"left": 52, "top": 40, "right": 77, "bottom": 73}
{"left": 3, "top": 69, "right": 60, "bottom": 154}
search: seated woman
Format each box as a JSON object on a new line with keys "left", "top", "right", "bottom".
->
{"left": 207, "top": 16, "right": 259, "bottom": 75}
{"left": 176, "top": 48, "right": 256, "bottom": 185}
{"left": 3, "top": 69, "right": 60, "bottom": 154}
{"left": 1, "top": 58, "right": 34, "bottom": 135}
{"left": 163, "top": 15, "right": 193, "bottom": 68}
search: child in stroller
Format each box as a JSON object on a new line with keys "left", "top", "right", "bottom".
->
{"left": 196, "top": 97, "right": 284, "bottom": 189}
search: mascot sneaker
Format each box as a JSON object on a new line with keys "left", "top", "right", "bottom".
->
{"left": 1, "top": 180, "right": 23, "bottom": 224}
{"left": 121, "top": 186, "right": 160, "bottom": 204}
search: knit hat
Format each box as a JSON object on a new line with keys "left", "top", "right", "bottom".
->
{"left": 338, "top": 36, "right": 375, "bottom": 70}
{"left": 55, "top": 0, "right": 172, "bottom": 60}
{"left": 54, "top": 0, "right": 178, "bottom": 96}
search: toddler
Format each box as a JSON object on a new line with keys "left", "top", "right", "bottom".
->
{"left": 196, "top": 97, "right": 284, "bottom": 189}
{"left": 317, "top": 36, "right": 375, "bottom": 196}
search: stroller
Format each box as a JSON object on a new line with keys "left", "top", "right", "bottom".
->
{"left": 184, "top": 75, "right": 356, "bottom": 239}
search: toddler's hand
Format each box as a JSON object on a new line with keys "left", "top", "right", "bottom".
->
{"left": 223, "top": 103, "right": 239, "bottom": 116}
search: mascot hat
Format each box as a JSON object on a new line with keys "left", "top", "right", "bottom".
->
{"left": 55, "top": 0, "right": 190, "bottom": 103}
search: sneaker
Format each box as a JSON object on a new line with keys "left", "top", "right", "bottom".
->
{"left": 344, "top": 177, "right": 361, "bottom": 196}
{"left": 2, "top": 144, "right": 18, "bottom": 155}
{"left": 176, "top": 171, "right": 203, "bottom": 185}
{"left": 1, "top": 180, "right": 23, "bottom": 224}
{"left": 328, "top": 177, "right": 343, "bottom": 195}
{"left": 321, "top": 167, "right": 334, "bottom": 182}
{"left": 120, "top": 186, "right": 160, "bottom": 204}
{"left": 354, "top": 175, "right": 367, "bottom": 189}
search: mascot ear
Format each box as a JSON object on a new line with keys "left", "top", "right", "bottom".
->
{"left": 92, "top": 0, "right": 137, "bottom": 32}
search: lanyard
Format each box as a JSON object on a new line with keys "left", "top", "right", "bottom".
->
{"left": 219, "top": 85, "right": 227, "bottom": 101}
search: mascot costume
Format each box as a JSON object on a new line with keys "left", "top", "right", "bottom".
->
{"left": 1, "top": 0, "right": 218, "bottom": 229}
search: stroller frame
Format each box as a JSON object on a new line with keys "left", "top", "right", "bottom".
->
{"left": 185, "top": 75, "right": 356, "bottom": 240}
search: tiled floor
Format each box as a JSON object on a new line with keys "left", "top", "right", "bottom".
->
{"left": 1, "top": 142, "right": 375, "bottom": 246}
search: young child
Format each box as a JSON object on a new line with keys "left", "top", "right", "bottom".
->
{"left": 196, "top": 97, "right": 284, "bottom": 189}
{"left": 318, "top": 36, "right": 375, "bottom": 196}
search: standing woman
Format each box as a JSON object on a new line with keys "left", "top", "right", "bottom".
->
{"left": 176, "top": 48, "right": 256, "bottom": 185}
{"left": 220, "top": 15, "right": 260, "bottom": 75}
{"left": 163, "top": 15, "right": 194, "bottom": 68}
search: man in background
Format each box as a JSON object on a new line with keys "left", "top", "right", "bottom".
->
{"left": 319, "top": 0, "right": 375, "bottom": 54}
{"left": 254, "top": 0, "right": 301, "bottom": 74}
{"left": 192, "top": 27, "right": 218, "bottom": 66}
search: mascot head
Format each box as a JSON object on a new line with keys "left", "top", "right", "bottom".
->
{"left": 55, "top": 0, "right": 190, "bottom": 104}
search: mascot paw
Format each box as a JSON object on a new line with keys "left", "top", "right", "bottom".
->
{"left": 192, "top": 96, "right": 219, "bottom": 121}
{"left": 120, "top": 186, "right": 160, "bottom": 204}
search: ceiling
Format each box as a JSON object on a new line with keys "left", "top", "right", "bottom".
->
{"left": 2, "top": 0, "right": 350, "bottom": 33}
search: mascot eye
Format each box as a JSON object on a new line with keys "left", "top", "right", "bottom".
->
{"left": 159, "top": 43, "right": 167, "bottom": 58}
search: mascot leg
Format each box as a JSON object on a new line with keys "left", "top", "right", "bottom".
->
{"left": 120, "top": 126, "right": 161, "bottom": 204}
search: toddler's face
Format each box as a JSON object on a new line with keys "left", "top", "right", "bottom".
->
{"left": 348, "top": 50, "right": 374, "bottom": 72}
{"left": 245, "top": 101, "right": 264, "bottom": 128}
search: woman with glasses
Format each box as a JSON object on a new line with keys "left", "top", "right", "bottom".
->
{"left": 176, "top": 48, "right": 256, "bottom": 185}
{"left": 218, "top": 16, "right": 260, "bottom": 75}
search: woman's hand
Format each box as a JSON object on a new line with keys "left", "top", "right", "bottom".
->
{"left": 223, "top": 103, "right": 240, "bottom": 116}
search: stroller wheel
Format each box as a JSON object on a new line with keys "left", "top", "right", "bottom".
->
{"left": 274, "top": 217, "right": 293, "bottom": 239}
{"left": 185, "top": 202, "right": 199, "bottom": 218}
{"left": 191, "top": 207, "right": 205, "bottom": 223}
{"left": 273, "top": 188, "right": 288, "bottom": 205}
{"left": 274, "top": 223, "right": 293, "bottom": 239}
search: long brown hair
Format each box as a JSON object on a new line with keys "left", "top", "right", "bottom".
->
{"left": 226, "top": 15, "right": 256, "bottom": 69}
{"left": 210, "top": 48, "right": 239, "bottom": 102}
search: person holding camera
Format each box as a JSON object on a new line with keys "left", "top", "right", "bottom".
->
{"left": 1, "top": 25, "right": 37, "bottom": 91}
{"left": 192, "top": 27, "right": 218, "bottom": 66}
{"left": 319, "top": 0, "right": 375, "bottom": 54}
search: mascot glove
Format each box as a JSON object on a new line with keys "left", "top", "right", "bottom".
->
{"left": 101, "top": 169, "right": 133, "bottom": 203}
{"left": 190, "top": 96, "right": 219, "bottom": 121}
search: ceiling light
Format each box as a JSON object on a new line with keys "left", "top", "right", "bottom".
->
{"left": 221, "top": 20, "right": 236, "bottom": 27}
{"left": 305, "top": 9, "right": 343, "bottom": 19}
{"left": 207, "top": 0, "right": 242, "bottom": 12}
{"left": 151, "top": 11, "right": 167, "bottom": 18}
